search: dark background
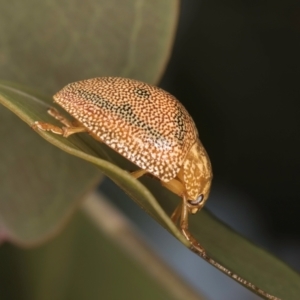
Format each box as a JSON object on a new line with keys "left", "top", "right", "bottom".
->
{"left": 161, "top": 0, "right": 300, "bottom": 241}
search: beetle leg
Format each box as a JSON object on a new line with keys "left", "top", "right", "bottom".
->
{"left": 161, "top": 178, "right": 187, "bottom": 224}
{"left": 62, "top": 126, "right": 89, "bottom": 137}
{"left": 47, "top": 107, "right": 74, "bottom": 127}
{"left": 179, "top": 195, "right": 205, "bottom": 254}
{"left": 32, "top": 121, "right": 88, "bottom": 137}
{"left": 32, "top": 106, "right": 88, "bottom": 137}
{"left": 32, "top": 121, "right": 64, "bottom": 135}
{"left": 171, "top": 201, "right": 182, "bottom": 225}
{"left": 161, "top": 178, "right": 185, "bottom": 198}
{"left": 130, "top": 169, "right": 148, "bottom": 179}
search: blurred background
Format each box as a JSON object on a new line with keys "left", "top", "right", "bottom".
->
{"left": 101, "top": 0, "right": 300, "bottom": 299}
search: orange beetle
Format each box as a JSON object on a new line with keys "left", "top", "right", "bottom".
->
{"left": 33, "top": 77, "right": 213, "bottom": 251}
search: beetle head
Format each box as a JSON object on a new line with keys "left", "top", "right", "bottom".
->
{"left": 182, "top": 140, "right": 213, "bottom": 214}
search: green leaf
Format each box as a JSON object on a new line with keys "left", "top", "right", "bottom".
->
{"left": 1, "top": 81, "right": 300, "bottom": 299}
{"left": 190, "top": 211, "right": 300, "bottom": 300}
{"left": 0, "top": 83, "right": 101, "bottom": 245}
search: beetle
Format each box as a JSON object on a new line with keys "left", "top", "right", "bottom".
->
{"left": 33, "top": 77, "right": 213, "bottom": 252}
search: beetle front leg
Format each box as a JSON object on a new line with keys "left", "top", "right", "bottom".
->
{"left": 47, "top": 107, "right": 74, "bottom": 127}
{"left": 130, "top": 169, "right": 148, "bottom": 179}
{"left": 32, "top": 121, "right": 88, "bottom": 137}
{"left": 171, "top": 202, "right": 182, "bottom": 225}
{"left": 180, "top": 195, "right": 206, "bottom": 254}
{"left": 161, "top": 178, "right": 185, "bottom": 198}
{"left": 32, "top": 106, "right": 88, "bottom": 137}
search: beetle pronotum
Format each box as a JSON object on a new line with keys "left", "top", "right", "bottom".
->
{"left": 33, "top": 77, "right": 212, "bottom": 253}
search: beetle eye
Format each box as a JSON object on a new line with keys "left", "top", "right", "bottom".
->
{"left": 188, "top": 194, "right": 204, "bottom": 206}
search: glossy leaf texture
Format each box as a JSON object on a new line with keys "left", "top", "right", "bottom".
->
{"left": 1, "top": 82, "right": 300, "bottom": 300}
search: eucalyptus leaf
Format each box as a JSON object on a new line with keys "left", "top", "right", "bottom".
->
{"left": 1, "top": 81, "right": 300, "bottom": 300}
